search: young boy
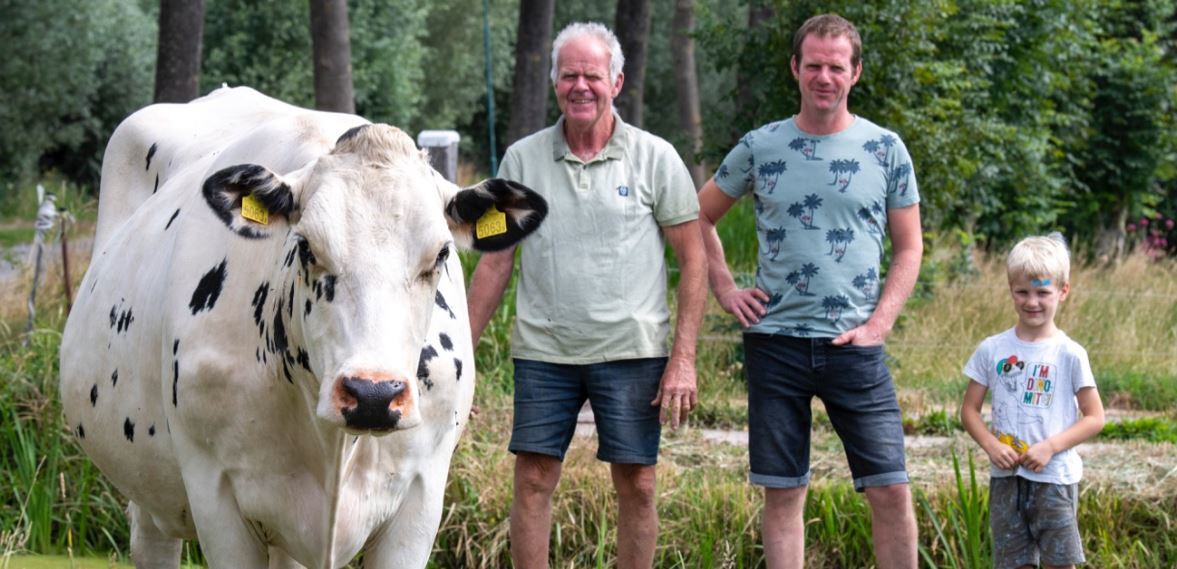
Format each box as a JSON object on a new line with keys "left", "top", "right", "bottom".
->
{"left": 961, "top": 234, "right": 1105, "bottom": 569}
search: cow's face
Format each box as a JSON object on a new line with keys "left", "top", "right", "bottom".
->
{"left": 202, "top": 124, "right": 546, "bottom": 434}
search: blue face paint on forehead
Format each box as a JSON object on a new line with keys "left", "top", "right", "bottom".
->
{"left": 1031, "top": 278, "right": 1052, "bottom": 287}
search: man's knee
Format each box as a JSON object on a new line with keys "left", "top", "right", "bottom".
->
{"left": 864, "top": 483, "right": 913, "bottom": 513}
{"left": 612, "top": 464, "right": 657, "bottom": 505}
{"left": 514, "top": 453, "right": 562, "bottom": 498}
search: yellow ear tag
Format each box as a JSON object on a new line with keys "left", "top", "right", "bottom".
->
{"left": 475, "top": 206, "right": 508, "bottom": 239}
{"left": 240, "top": 193, "right": 270, "bottom": 225}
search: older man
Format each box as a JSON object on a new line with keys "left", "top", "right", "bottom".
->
{"left": 467, "top": 21, "right": 706, "bottom": 569}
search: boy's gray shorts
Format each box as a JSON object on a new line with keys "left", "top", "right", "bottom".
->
{"left": 989, "top": 476, "right": 1085, "bottom": 569}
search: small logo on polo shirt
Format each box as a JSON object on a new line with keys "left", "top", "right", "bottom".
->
{"left": 617, "top": 185, "right": 630, "bottom": 197}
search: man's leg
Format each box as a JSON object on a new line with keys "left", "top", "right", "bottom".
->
{"left": 863, "top": 483, "right": 917, "bottom": 569}
{"left": 511, "top": 452, "right": 563, "bottom": 569}
{"left": 610, "top": 463, "right": 658, "bottom": 569}
{"left": 763, "top": 486, "right": 807, "bottom": 569}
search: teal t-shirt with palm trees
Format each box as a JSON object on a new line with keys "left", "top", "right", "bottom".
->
{"left": 714, "top": 116, "right": 919, "bottom": 337}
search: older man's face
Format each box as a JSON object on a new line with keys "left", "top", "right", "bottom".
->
{"left": 554, "top": 36, "right": 622, "bottom": 132}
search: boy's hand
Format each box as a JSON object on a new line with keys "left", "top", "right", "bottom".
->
{"left": 984, "top": 441, "right": 1021, "bottom": 471}
{"left": 1020, "top": 441, "right": 1055, "bottom": 472}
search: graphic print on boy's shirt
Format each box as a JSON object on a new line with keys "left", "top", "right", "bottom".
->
{"left": 992, "top": 354, "right": 1049, "bottom": 454}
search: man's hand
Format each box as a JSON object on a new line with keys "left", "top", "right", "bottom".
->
{"left": 650, "top": 356, "right": 698, "bottom": 429}
{"left": 831, "top": 320, "right": 887, "bottom": 346}
{"left": 716, "top": 287, "right": 770, "bottom": 328}
{"left": 1020, "top": 441, "right": 1055, "bottom": 473}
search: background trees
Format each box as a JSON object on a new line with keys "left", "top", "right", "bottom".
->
{"left": 1, "top": 0, "right": 1174, "bottom": 258}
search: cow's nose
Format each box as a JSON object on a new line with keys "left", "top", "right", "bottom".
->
{"left": 338, "top": 377, "right": 406, "bottom": 431}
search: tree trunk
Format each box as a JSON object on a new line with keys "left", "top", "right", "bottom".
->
{"left": 1094, "top": 204, "right": 1130, "bottom": 264}
{"left": 309, "top": 0, "right": 355, "bottom": 113}
{"left": 671, "top": 0, "right": 705, "bottom": 188}
{"left": 614, "top": 0, "right": 651, "bottom": 127}
{"left": 506, "top": 0, "right": 554, "bottom": 147}
{"left": 154, "top": 0, "right": 204, "bottom": 103}
{"left": 734, "top": 0, "right": 774, "bottom": 138}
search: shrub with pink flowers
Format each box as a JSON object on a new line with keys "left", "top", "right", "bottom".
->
{"left": 1126, "top": 214, "right": 1176, "bottom": 259}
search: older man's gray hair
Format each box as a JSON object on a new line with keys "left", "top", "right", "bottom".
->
{"left": 549, "top": 22, "right": 625, "bottom": 86}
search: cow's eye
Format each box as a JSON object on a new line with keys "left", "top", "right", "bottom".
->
{"left": 435, "top": 246, "right": 450, "bottom": 268}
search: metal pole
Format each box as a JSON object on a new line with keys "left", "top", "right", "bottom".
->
{"left": 60, "top": 210, "right": 72, "bottom": 312}
{"left": 482, "top": 0, "right": 498, "bottom": 176}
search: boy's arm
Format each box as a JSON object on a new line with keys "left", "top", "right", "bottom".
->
{"left": 1021, "top": 386, "right": 1106, "bottom": 473}
{"left": 961, "top": 380, "right": 1020, "bottom": 471}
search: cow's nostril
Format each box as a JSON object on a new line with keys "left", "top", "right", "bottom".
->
{"left": 340, "top": 377, "right": 406, "bottom": 431}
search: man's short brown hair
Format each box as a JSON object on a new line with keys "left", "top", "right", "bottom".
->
{"left": 793, "top": 13, "right": 862, "bottom": 67}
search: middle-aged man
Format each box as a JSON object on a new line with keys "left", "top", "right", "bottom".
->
{"left": 466, "top": 21, "right": 707, "bottom": 569}
{"left": 697, "top": 13, "right": 923, "bottom": 569}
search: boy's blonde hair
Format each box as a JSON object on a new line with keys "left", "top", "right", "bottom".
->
{"left": 1007, "top": 233, "right": 1071, "bottom": 286}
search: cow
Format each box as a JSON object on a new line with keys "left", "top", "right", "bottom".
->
{"left": 59, "top": 86, "right": 547, "bottom": 568}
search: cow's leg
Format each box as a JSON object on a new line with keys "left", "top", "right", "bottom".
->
{"left": 361, "top": 473, "right": 444, "bottom": 569}
{"left": 183, "top": 480, "right": 269, "bottom": 569}
{"left": 267, "top": 546, "right": 307, "bottom": 569}
{"left": 129, "top": 501, "right": 182, "bottom": 569}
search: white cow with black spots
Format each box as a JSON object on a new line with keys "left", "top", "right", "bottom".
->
{"left": 60, "top": 86, "right": 546, "bottom": 569}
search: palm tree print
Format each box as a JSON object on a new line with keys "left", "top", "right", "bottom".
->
{"left": 802, "top": 194, "right": 823, "bottom": 230}
{"left": 824, "top": 228, "right": 856, "bottom": 262}
{"left": 797, "top": 262, "right": 820, "bottom": 295}
{"left": 852, "top": 267, "right": 879, "bottom": 299}
{"left": 857, "top": 202, "right": 883, "bottom": 234}
{"left": 787, "top": 202, "right": 814, "bottom": 230}
{"left": 788, "top": 137, "right": 822, "bottom": 161}
{"left": 717, "top": 163, "right": 730, "bottom": 179}
{"left": 766, "top": 292, "right": 783, "bottom": 309}
{"left": 739, "top": 132, "right": 755, "bottom": 148}
{"left": 765, "top": 227, "right": 787, "bottom": 260}
{"left": 758, "top": 160, "right": 788, "bottom": 194}
{"left": 864, "top": 135, "right": 896, "bottom": 167}
{"left": 889, "top": 163, "right": 912, "bottom": 195}
{"left": 821, "top": 294, "right": 851, "bottom": 322}
{"left": 791, "top": 322, "right": 814, "bottom": 337}
{"left": 827, "top": 158, "right": 861, "bottom": 193}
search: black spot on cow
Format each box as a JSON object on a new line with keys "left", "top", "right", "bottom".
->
{"left": 145, "top": 143, "right": 158, "bottom": 171}
{"left": 282, "top": 359, "right": 293, "bottom": 384}
{"left": 272, "top": 300, "right": 289, "bottom": 356}
{"left": 297, "top": 348, "right": 311, "bottom": 373}
{"left": 255, "top": 346, "right": 261, "bottom": 362}
{"left": 109, "top": 305, "right": 117, "bottom": 328}
{"left": 454, "top": 358, "right": 463, "bottom": 381}
{"left": 297, "top": 237, "right": 316, "bottom": 273}
{"left": 436, "top": 291, "right": 456, "bottom": 319}
{"left": 153, "top": 173, "right": 160, "bottom": 194}
{"left": 189, "top": 259, "right": 228, "bottom": 315}
{"left": 336, "top": 125, "right": 369, "bottom": 145}
{"left": 417, "top": 345, "right": 438, "bottom": 390}
{"left": 149, "top": 424, "right": 156, "bottom": 437}
{"left": 305, "top": 298, "right": 312, "bottom": 316}
{"left": 322, "top": 275, "right": 337, "bottom": 302}
{"left": 313, "top": 279, "right": 323, "bottom": 300}
{"left": 124, "top": 417, "right": 135, "bottom": 442}
{"left": 287, "top": 282, "right": 295, "bottom": 318}
{"left": 172, "top": 360, "right": 179, "bottom": 407}
{"left": 284, "top": 246, "right": 298, "bottom": 268}
{"left": 116, "top": 307, "right": 135, "bottom": 333}
{"left": 439, "top": 333, "right": 454, "bottom": 351}
{"left": 251, "top": 282, "right": 269, "bottom": 333}
{"left": 165, "top": 208, "right": 180, "bottom": 230}
{"left": 111, "top": 369, "right": 118, "bottom": 386}
{"left": 90, "top": 384, "right": 98, "bottom": 406}
{"left": 76, "top": 424, "right": 85, "bottom": 439}
{"left": 173, "top": 339, "right": 179, "bottom": 355}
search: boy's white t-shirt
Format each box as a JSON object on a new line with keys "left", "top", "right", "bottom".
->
{"left": 963, "top": 327, "right": 1097, "bottom": 484}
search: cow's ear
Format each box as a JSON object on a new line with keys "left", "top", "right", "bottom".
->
{"left": 202, "top": 164, "right": 296, "bottom": 239}
{"left": 445, "top": 179, "right": 548, "bottom": 251}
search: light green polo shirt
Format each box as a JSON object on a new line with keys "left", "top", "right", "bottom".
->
{"left": 498, "top": 113, "right": 699, "bottom": 364}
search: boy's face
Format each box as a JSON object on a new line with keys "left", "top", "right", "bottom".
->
{"left": 1009, "top": 274, "right": 1069, "bottom": 333}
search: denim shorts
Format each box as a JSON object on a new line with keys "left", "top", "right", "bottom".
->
{"left": 744, "top": 333, "right": 909, "bottom": 491}
{"left": 509, "top": 357, "right": 666, "bottom": 465}
{"left": 989, "top": 476, "right": 1085, "bottom": 569}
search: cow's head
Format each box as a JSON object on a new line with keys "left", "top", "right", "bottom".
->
{"left": 202, "top": 124, "right": 546, "bottom": 434}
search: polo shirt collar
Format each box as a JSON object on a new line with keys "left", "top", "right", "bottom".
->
{"left": 551, "top": 111, "right": 628, "bottom": 163}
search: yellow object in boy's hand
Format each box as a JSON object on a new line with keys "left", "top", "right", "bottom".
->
{"left": 997, "top": 432, "right": 1029, "bottom": 454}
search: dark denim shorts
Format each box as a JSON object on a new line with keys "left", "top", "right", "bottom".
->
{"left": 989, "top": 476, "right": 1085, "bottom": 569}
{"left": 744, "top": 333, "right": 909, "bottom": 491}
{"left": 509, "top": 357, "right": 666, "bottom": 465}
